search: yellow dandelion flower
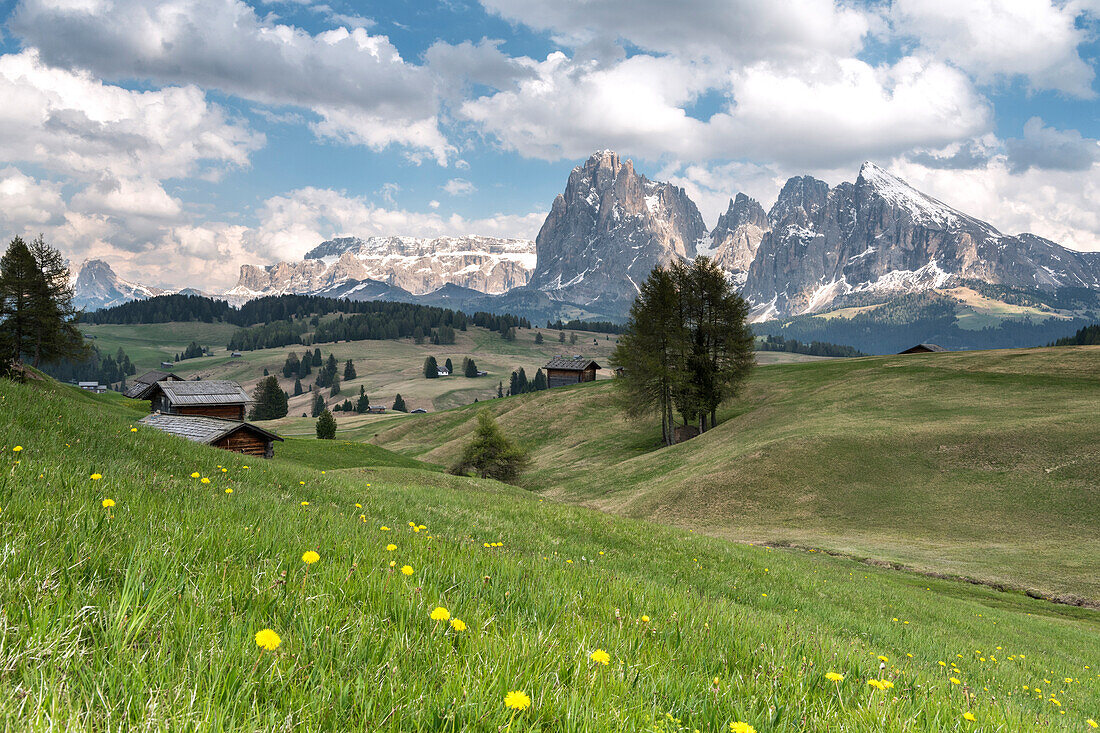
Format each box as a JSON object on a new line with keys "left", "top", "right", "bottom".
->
{"left": 430, "top": 606, "right": 450, "bottom": 621}
{"left": 450, "top": 618, "right": 466, "bottom": 632}
{"left": 254, "top": 628, "right": 281, "bottom": 650}
{"left": 191, "top": 472, "right": 200, "bottom": 478}
{"left": 12, "top": 446, "right": 22, "bottom": 452}
{"left": 380, "top": 526, "right": 391, "bottom": 531}
{"left": 221, "top": 468, "right": 227, "bottom": 473}
{"left": 963, "top": 712, "right": 976, "bottom": 722}
{"left": 882, "top": 680, "right": 895, "bottom": 689}
{"left": 101, "top": 498, "right": 115, "bottom": 508}
{"left": 225, "top": 488, "right": 233, "bottom": 494}
{"left": 640, "top": 615, "right": 650, "bottom": 623}
{"left": 401, "top": 565, "right": 413, "bottom": 575}
{"left": 300, "top": 501, "right": 309, "bottom": 506}
{"left": 826, "top": 672, "right": 844, "bottom": 682}
{"left": 386, "top": 544, "right": 397, "bottom": 551}
{"left": 503, "top": 690, "right": 530, "bottom": 711}
{"left": 90, "top": 473, "right": 102, "bottom": 480}
{"left": 1087, "top": 719, "right": 1098, "bottom": 728}
{"left": 867, "top": 680, "right": 885, "bottom": 690}
{"left": 389, "top": 561, "right": 396, "bottom": 568}
{"left": 729, "top": 723, "right": 756, "bottom": 733}
{"left": 130, "top": 428, "right": 137, "bottom": 432}
{"left": 355, "top": 503, "right": 361, "bottom": 508}
{"left": 939, "top": 661, "right": 947, "bottom": 667}
{"left": 589, "top": 649, "right": 611, "bottom": 665}
{"left": 302, "top": 551, "right": 320, "bottom": 564}
{"left": 878, "top": 656, "right": 889, "bottom": 663}
{"left": 950, "top": 677, "right": 961, "bottom": 685}
{"left": 299, "top": 481, "right": 305, "bottom": 485}
{"left": 201, "top": 477, "right": 210, "bottom": 484}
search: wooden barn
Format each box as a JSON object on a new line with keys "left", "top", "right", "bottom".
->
{"left": 123, "top": 370, "right": 183, "bottom": 400}
{"left": 138, "top": 413, "right": 282, "bottom": 458}
{"left": 898, "top": 343, "right": 947, "bottom": 354}
{"left": 146, "top": 380, "right": 250, "bottom": 420}
{"left": 544, "top": 356, "right": 601, "bottom": 388}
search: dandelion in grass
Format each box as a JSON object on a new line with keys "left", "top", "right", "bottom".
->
{"left": 12, "top": 446, "right": 22, "bottom": 452}
{"left": 389, "top": 561, "right": 396, "bottom": 568}
{"left": 729, "top": 723, "right": 756, "bottom": 733}
{"left": 504, "top": 691, "right": 530, "bottom": 711}
{"left": 401, "top": 565, "right": 413, "bottom": 576}
{"left": 130, "top": 428, "right": 137, "bottom": 432}
{"left": 254, "top": 628, "right": 281, "bottom": 651}
{"left": 302, "top": 551, "right": 320, "bottom": 564}
{"left": 877, "top": 656, "right": 889, "bottom": 663}
{"left": 90, "top": 473, "right": 102, "bottom": 480}
{"left": 826, "top": 672, "right": 844, "bottom": 682}
{"left": 201, "top": 478, "right": 210, "bottom": 484}
{"left": 640, "top": 615, "right": 650, "bottom": 623}
{"left": 867, "top": 680, "right": 885, "bottom": 690}
{"left": 430, "top": 607, "right": 450, "bottom": 622}
{"left": 950, "top": 677, "right": 961, "bottom": 685}
{"left": 1087, "top": 719, "right": 1098, "bottom": 728}
{"left": 589, "top": 649, "right": 610, "bottom": 665}
{"left": 225, "top": 488, "right": 233, "bottom": 494}
{"left": 450, "top": 618, "right": 466, "bottom": 632}
{"left": 301, "top": 501, "right": 309, "bottom": 506}
{"left": 962, "top": 712, "right": 976, "bottom": 722}
{"left": 380, "top": 526, "right": 391, "bottom": 531}
{"left": 386, "top": 544, "right": 396, "bottom": 551}
{"left": 101, "top": 498, "right": 115, "bottom": 508}
{"left": 191, "top": 472, "right": 200, "bottom": 478}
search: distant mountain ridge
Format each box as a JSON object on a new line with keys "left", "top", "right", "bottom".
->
{"left": 72, "top": 259, "right": 166, "bottom": 311}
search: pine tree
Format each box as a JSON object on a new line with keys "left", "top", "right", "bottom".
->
{"left": 356, "top": 386, "right": 370, "bottom": 413}
{"left": 534, "top": 331, "right": 543, "bottom": 344}
{"left": 312, "top": 348, "right": 322, "bottom": 366}
{"left": 283, "top": 351, "right": 300, "bottom": 378}
{"left": 293, "top": 378, "right": 303, "bottom": 396}
{"left": 392, "top": 393, "right": 407, "bottom": 412}
{"left": 464, "top": 358, "right": 479, "bottom": 378}
{"left": 343, "top": 359, "right": 356, "bottom": 380}
{"left": 316, "top": 409, "right": 337, "bottom": 439}
{"left": 449, "top": 409, "right": 529, "bottom": 483}
{"left": 497, "top": 381, "right": 504, "bottom": 398}
{"left": 298, "top": 357, "right": 311, "bottom": 378}
{"left": 0, "top": 237, "right": 39, "bottom": 366}
{"left": 423, "top": 356, "right": 438, "bottom": 379}
{"left": 559, "top": 330, "right": 566, "bottom": 343}
{"left": 249, "top": 375, "right": 288, "bottom": 420}
{"left": 311, "top": 391, "right": 325, "bottom": 418}
{"left": 444, "top": 357, "right": 453, "bottom": 374}
{"left": 329, "top": 374, "right": 341, "bottom": 397}
{"left": 532, "top": 368, "right": 547, "bottom": 391}
{"left": 23, "top": 236, "right": 82, "bottom": 368}
{"left": 570, "top": 332, "right": 578, "bottom": 345}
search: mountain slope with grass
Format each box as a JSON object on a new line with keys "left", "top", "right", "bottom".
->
{"left": 369, "top": 346, "right": 1100, "bottom": 603}
{"left": 2, "top": 374, "right": 1098, "bottom": 730}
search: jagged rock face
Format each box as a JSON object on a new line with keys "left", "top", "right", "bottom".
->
{"left": 706, "top": 193, "right": 770, "bottom": 285}
{"left": 742, "top": 162, "right": 1100, "bottom": 319}
{"left": 227, "top": 235, "right": 536, "bottom": 301}
{"left": 528, "top": 150, "right": 708, "bottom": 308}
{"left": 72, "top": 259, "right": 163, "bottom": 311}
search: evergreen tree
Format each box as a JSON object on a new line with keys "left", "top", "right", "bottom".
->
{"left": 497, "top": 381, "right": 504, "bottom": 398}
{"left": 325, "top": 353, "right": 337, "bottom": 375}
{"left": 532, "top": 368, "right": 548, "bottom": 391}
{"left": 341, "top": 398, "right": 353, "bottom": 411}
{"left": 569, "top": 332, "right": 578, "bottom": 345}
{"left": 312, "top": 348, "right": 322, "bottom": 366}
{"left": 24, "top": 235, "right": 82, "bottom": 368}
{"left": 534, "top": 331, "right": 544, "bottom": 344}
{"left": 0, "top": 237, "right": 38, "bottom": 366}
{"left": 263, "top": 367, "right": 269, "bottom": 376}
{"left": 444, "top": 357, "right": 453, "bottom": 374}
{"left": 423, "top": 355, "right": 438, "bottom": 379}
{"left": 502, "top": 326, "right": 517, "bottom": 341}
{"left": 356, "top": 386, "right": 370, "bottom": 413}
{"left": 329, "top": 374, "right": 341, "bottom": 397}
{"left": 316, "top": 409, "right": 337, "bottom": 439}
{"left": 464, "top": 358, "right": 479, "bottom": 378}
{"left": 392, "top": 393, "right": 407, "bottom": 412}
{"left": 311, "top": 391, "right": 325, "bottom": 418}
{"left": 559, "top": 330, "right": 566, "bottom": 343}
{"left": 283, "top": 351, "right": 300, "bottom": 378}
{"left": 293, "top": 378, "right": 303, "bottom": 396}
{"left": 250, "top": 375, "right": 288, "bottom": 420}
{"left": 413, "top": 326, "right": 425, "bottom": 345}
{"left": 298, "top": 357, "right": 311, "bottom": 378}
{"left": 508, "top": 368, "right": 529, "bottom": 396}
{"left": 449, "top": 409, "right": 529, "bottom": 483}
{"left": 343, "top": 359, "right": 356, "bottom": 380}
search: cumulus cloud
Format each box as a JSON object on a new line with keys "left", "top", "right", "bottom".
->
{"left": 1005, "top": 118, "right": 1100, "bottom": 174}
{"left": 891, "top": 0, "right": 1097, "bottom": 97}
{"left": 443, "top": 178, "right": 477, "bottom": 196}
{"left": 11, "top": 0, "right": 450, "bottom": 162}
{"left": 0, "top": 167, "right": 65, "bottom": 228}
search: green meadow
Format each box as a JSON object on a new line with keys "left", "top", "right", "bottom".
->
{"left": 1, "top": 371, "right": 1098, "bottom": 731}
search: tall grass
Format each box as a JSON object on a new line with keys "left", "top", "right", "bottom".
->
{"left": 0, "top": 377, "right": 1097, "bottom": 731}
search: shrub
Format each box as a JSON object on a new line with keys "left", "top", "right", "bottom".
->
{"left": 450, "top": 410, "right": 529, "bottom": 484}
{"left": 315, "top": 409, "right": 337, "bottom": 439}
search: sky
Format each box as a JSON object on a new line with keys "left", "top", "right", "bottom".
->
{"left": 1, "top": 0, "right": 1099, "bottom": 290}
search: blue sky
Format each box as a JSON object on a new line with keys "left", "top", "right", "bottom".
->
{"left": 0, "top": 0, "right": 1098, "bottom": 289}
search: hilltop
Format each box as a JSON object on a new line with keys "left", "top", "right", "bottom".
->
{"left": 1, "top": 374, "right": 1097, "bottom": 730}
{"left": 369, "top": 346, "right": 1100, "bottom": 603}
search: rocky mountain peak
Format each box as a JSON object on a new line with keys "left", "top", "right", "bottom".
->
{"left": 529, "top": 150, "right": 707, "bottom": 307}
{"left": 707, "top": 194, "right": 770, "bottom": 284}
{"left": 72, "top": 258, "right": 163, "bottom": 311}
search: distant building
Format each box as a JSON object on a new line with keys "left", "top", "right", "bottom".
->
{"left": 476, "top": 370, "right": 488, "bottom": 377}
{"left": 410, "top": 408, "right": 428, "bottom": 414}
{"left": 367, "top": 405, "right": 387, "bottom": 414}
{"left": 124, "top": 370, "right": 183, "bottom": 400}
{"left": 898, "top": 343, "right": 947, "bottom": 354}
{"left": 437, "top": 367, "right": 450, "bottom": 377}
{"left": 543, "top": 356, "right": 601, "bottom": 388}
{"left": 146, "top": 380, "right": 250, "bottom": 420}
{"left": 138, "top": 413, "right": 283, "bottom": 458}
{"left": 230, "top": 351, "right": 243, "bottom": 358}
{"left": 161, "top": 361, "right": 175, "bottom": 368}
{"left": 78, "top": 381, "right": 107, "bottom": 394}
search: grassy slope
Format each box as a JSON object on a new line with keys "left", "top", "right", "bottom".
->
{"left": 369, "top": 346, "right": 1100, "bottom": 602}
{"left": 1, "top": 376, "right": 1098, "bottom": 731}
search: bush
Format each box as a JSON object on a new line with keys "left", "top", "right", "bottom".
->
{"left": 315, "top": 409, "right": 337, "bottom": 439}
{"left": 449, "top": 410, "right": 529, "bottom": 484}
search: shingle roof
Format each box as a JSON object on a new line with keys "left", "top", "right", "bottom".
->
{"left": 124, "top": 370, "right": 183, "bottom": 399}
{"left": 138, "top": 413, "right": 282, "bottom": 444}
{"left": 155, "top": 380, "right": 249, "bottom": 405}
{"left": 544, "top": 356, "right": 602, "bottom": 371}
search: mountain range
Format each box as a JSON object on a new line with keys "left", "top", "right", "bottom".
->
{"left": 73, "top": 151, "right": 1100, "bottom": 332}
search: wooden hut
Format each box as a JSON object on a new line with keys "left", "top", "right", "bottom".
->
{"left": 138, "top": 413, "right": 282, "bottom": 458}
{"left": 146, "top": 380, "right": 250, "bottom": 420}
{"left": 543, "top": 356, "right": 601, "bottom": 388}
{"left": 124, "top": 370, "right": 183, "bottom": 400}
{"left": 898, "top": 343, "right": 947, "bottom": 354}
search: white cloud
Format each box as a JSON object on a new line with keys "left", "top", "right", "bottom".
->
{"left": 443, "top": 178, "right": 477, "bottom": 196}
{"left": 892, "top": 0, "right": 1097, "bottom": 97}
{"left": 0, "top": 167, "right": 65, "bottom": 227}
{"left": 461, "top": 52, "right": 990, "bottom": 169}
{"left": 11, "top": 0, "right": 450, "bottom": 162}
{"left": 480, "top": 0, "right": 872, "bottom": 65}
{"left": 1005, "top": 118, "right": 1100, "bottom": 173}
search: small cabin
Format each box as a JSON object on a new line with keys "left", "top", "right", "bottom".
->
{"left": 138, "top": 413, "right": 282, "bottom": 458}
{"left": 230, "top": 351, "right": 243, "bottom": 358}
{"left": 544, "top": 356, "right": 601, "bottom": 389}
{"left": 898, "top": 343, "right": 947, "bottom": 354}
{"left": 437, "top": 367, "right": 450, "bottom": 377}
{"left": 124, "top": 370, "right": 183, "bottom": 400}
{"left": 147, "top": 380, "right": 250, "bottom": 421}
{"left": 161, "top": 361, "right": 175, "bottom": 368}
{"left": 78, "top": 381, "right": 107, "bottom": 394}
{"left": 476, "top": 370, "right": 488, "bottom": 377}
{"left": 410, "top": 408, "right": 428, "bottom": 414}
{"left": 367, "top": 405, "right": 387, "bottom": 414}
